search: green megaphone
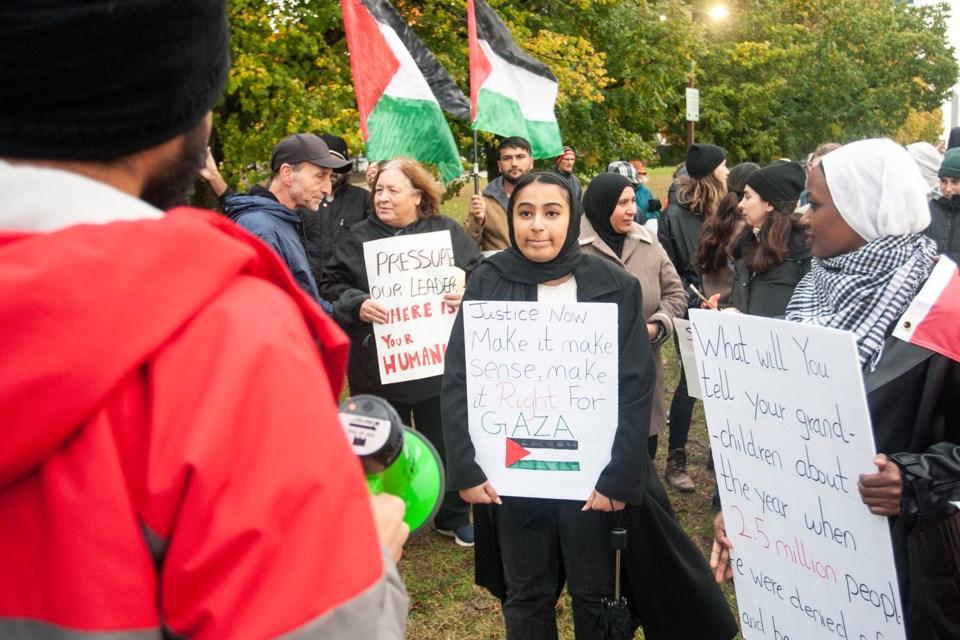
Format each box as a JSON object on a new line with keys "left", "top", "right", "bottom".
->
{"left": 339, "top": 395, "right": 445, "bottom": 536}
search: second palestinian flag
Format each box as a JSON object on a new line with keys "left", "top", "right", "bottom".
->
{"left": 468, "top": 0, "right": 564, "bottom": 159}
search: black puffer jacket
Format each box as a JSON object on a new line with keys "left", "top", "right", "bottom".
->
{"left": 657, "top": 200, "right": 704, "bottom": 309}
{"left": 926, "top": 195, "right": 960, "bottom": 262}
{"left": 319, "top": 214, "right": 481, "bottom": 403}
{"left": 729, "top": 228, "right": 811, "bottom": 317}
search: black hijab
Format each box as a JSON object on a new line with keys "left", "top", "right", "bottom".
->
{"left": 486, "top": 172, "right": 584, "bottom": 284}
{"left": 583, "top": 172, "right": 634, "bottom": 258}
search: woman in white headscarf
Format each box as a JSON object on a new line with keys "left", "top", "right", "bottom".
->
{"left": 711, "top": 138, "right": 960, "bottom": 640}
{"left": 906, "top": 141, "right": 944, "bottom": 199}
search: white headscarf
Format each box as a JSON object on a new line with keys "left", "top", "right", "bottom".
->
{"left": 820, "top": 138, "right": 931, "bottom": 242}
{"left": 906, "top": 141, "right": 943, "bottom": 198}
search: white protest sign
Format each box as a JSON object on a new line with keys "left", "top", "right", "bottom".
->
{"left": 463, "top": 301, "right": 618, "bottom": 500}
{"left": 689, "top": 310, "right": 905, "bottom": 640}
{"left": 363, "top": 231, "right": 463, "bottom": 384}
{"left": 673, "top": 318, "right": 705, "bottom": 399}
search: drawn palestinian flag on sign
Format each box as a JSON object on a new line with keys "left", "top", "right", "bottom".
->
{"left": 467, "top": 0, "right": 564, "bottom": 159}
{"left": 340, "top": 0, "right": 470, "bottom": 183}
{"left": 505, "top": 437, "right": 580, "bottom": 471}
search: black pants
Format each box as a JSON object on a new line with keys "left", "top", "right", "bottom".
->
{"left": 384, "top": 395, "right": 471, "bottom": 531}
{"left": 668, "top": 336, "right": 697, "bottom": 450}
{"left": 498, "top": 498, "right": 616, "bottom": 640}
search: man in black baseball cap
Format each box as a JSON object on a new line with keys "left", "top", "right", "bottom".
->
{"left": 222, "top": 133, "right": 351, "bottom": 305}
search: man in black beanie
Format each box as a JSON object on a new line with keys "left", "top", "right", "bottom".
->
{"left": 0, "top": 2, "right": 408, "bottom": 638}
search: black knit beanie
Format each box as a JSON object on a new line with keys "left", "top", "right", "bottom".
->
{"left": 746, "top": 160, "right": 806, "bottom": 205}
{"left": 0, "top": 0, "right": 230, "bottom": 161}
{"left": 685, "top": 143, "right": 726, "bottom": 179}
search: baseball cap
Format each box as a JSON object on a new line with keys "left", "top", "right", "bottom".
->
{"left": 271, "top": 133, "right": 352, "bottom": 172}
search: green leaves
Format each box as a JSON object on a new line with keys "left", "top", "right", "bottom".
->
{"left": 208, "top": 0, "right": 958, "bottom": 187}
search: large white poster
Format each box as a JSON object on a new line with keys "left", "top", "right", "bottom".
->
{"left": 463, "top": 301, "right": 619, "bottom": 500}
{"left": 689, "top": 310, "right": 905, "bottom": 640}
{"left": 363, "top": 231, "right": 463, "bottom": 384}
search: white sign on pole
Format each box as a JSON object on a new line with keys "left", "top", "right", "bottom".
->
{"left": 686, "top": 87, "right": 700, "bottom": 122}
{"left": 363, "top": 231, "right": 463, "bottom": 384}
{"left": 689, "top": 310, "right": 905, "bottom": 640}
{"left": 463, "top": 301, "right": 619, "bottom": 500}
{"left": 673, "top": 318, "right": 705, "bottom": 399}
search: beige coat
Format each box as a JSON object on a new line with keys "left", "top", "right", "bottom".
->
{"left": 579, "top": 218, "right": 687, "bottom": 436}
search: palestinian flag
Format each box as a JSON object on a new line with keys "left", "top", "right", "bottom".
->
{"left": 341, "top": 0, "right": 470, "bottom": 183}
{"left": 505, "top": 437, "right": 580, "bottom": 471}
{"left": 893, "top": 256, "right": 960, "bottom": 362}
{"left": 468, "top": 0, "right": 564, "bottom": 159}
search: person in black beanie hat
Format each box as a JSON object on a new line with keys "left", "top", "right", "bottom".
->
{"left": 725, "top": 160, "right": 810, "bottom": 316}
{"left": 307, "top": 134, "right": 370, "bottom": 280}
{"left": 0, "top": 2, "right": 410, "bottom": 638}
{"left": 685, "top": 143, "right": 728, "bottom": 180}
{"left": 947, "top": 126, "right": 960, "bottom": 151}
{"left": 656, "top": 143, "right": 729, "bottom": 492}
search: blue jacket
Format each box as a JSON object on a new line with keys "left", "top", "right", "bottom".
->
{"left": 634, "top": 184, "right": 659, "bottom": 223}
{"left": 224, "top": 186, "right": 328, "bottom": 311}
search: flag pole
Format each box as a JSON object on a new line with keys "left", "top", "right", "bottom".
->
{"left": 472, "top": 130, "right": 480, "bottom": 195}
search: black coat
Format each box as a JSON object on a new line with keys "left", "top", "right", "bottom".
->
{"left": 926, "top": 195, "right": 960, "bottom": 263}
{"left": 728, "top": 229, "right": 811, "bottom": 317}
{"left": 657, "top": 201, "right": 704, "bottom": 310}
{"left": 318, "top": 214, "right": 481, "bottom": 403}
{"left": 864, "top": 338, "right": 960, "bottom": 640}
{"left": 441, "top": 257, "right": 738, "bottom": 640}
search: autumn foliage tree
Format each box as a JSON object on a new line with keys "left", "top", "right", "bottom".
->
{"left": 206, "top": 0, "right": 958, "bottom": 187}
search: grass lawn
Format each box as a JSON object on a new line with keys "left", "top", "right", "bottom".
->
{"left": 402, "top": 165, "right": 743, "bottom": 639}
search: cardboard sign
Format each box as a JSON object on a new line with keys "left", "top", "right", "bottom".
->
{"left": 363, "top": 231, "right": 463, "bottom": 384}
{"left": 463, "top": 301, "right": 619, "bottom": 500}
{"left": 689, "top": 310, "right": 905, "bottom": 640}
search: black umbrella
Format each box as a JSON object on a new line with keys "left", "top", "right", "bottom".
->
{"left": 597, "top": 526, "right": 633, "bottom": 640}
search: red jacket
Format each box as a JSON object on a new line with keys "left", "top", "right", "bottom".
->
{"left": 0, "top": 207, "right": 407, "bottom": 638}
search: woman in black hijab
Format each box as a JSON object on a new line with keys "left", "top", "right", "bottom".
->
{"left": 580, "top": 172, "right": 686, "bottom": 460}
{"left": 442, "top": 172, "right": 737, "bottom": 640}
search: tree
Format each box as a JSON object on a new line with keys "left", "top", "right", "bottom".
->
{"left": 203, "top": 0, "right": 958, "bottom": 192}
{"left": 691, "top": 0, "right": 958, "bottom": 163}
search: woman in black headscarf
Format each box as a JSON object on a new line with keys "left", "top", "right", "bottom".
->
{"left": 580, "top": 172, "right": 686, "bottom": 459}
{"left": 442, "top": 171, "right": 738, "bottom": 640}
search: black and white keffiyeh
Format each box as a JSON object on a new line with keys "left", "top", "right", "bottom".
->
{"left": 786, "top": 233, "right": 938, "bottom": 369}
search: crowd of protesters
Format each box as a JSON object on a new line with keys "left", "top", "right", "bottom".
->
{"left": 3, "top": 2, "right": 960, "bottom": 638}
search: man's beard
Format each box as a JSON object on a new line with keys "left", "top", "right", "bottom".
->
{"left": 140, "top": 121, "right": 210, "bottom": 210}
{"left": 503, "top": 170, "right": 524, "bottom": 185}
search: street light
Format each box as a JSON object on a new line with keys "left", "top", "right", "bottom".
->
{"left": 686, "top": 4, "right": 729, "bottom": 149}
